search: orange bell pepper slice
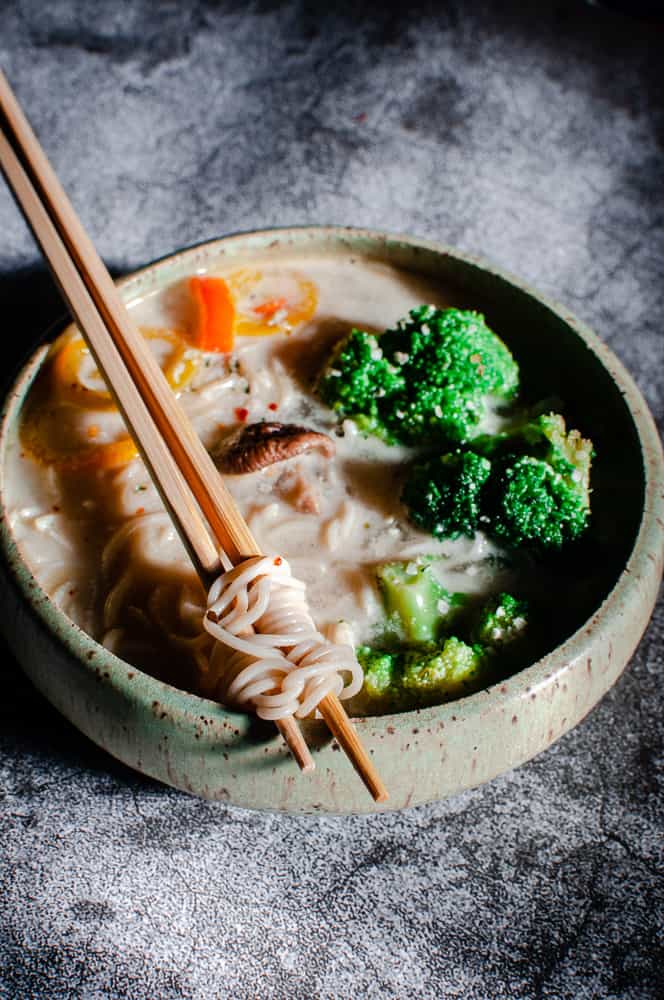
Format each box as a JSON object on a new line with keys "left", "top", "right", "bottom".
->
{"left": 224, "top": 269, "right": 318, "bottom": 338}
{"left": 188, "top": 276, "right": 235, "bottom": 353}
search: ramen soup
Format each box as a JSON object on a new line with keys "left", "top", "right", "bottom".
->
{"left": 5, "top": 255, "right": 569, "bottom": 715}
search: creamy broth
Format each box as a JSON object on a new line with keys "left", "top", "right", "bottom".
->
{"left": 5, "top": 254, "right": 515, "bottom": 703}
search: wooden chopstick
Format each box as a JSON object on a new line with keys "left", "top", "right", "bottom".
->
{"left": 0, "top": 75, "right": 311, "bottom": 775}
{"left": 0, "top": 117, "right": 313, "bottom": 776}
{"left": 0, "top": 70, "right": 388, "bottom": 802}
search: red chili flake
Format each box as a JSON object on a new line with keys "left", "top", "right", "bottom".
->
{"left": 235, "top": 407, "right": 249, "bottom": 422}
{"left": 268, "top": 402, "right": 278, "bottom": 411}
{"left": 274, "top": 556, "right": 282, "bottom": 566}
{"left": 254, "top": 297, "right": 287, "bottom": 318}
{"left": 135, "top": 506, "right": 145, "bottom": 515}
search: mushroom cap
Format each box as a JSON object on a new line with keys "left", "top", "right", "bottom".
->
{"left": 217, "top": 421, "right": 335, "bottom": 475}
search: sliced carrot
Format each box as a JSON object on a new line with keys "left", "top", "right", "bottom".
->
{"left": 189, "top": 276, "right": 235, "bottom": 353}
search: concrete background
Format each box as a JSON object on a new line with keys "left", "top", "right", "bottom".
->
{"left": 0, "top": 2, "right": 662, "bottom": 997}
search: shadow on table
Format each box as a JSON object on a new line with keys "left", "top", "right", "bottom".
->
{"left": 0, "top": 264, "right": 66, "bottom": 380}
{"left": 0, "top": 261, "right": 123, "bottom": 383}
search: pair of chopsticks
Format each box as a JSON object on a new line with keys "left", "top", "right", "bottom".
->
{"left": 0, "top": 70, "right": 387, "bottom": 803}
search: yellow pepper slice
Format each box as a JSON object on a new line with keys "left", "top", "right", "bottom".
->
{"left": 20, "top": 396, "right": 139, "bottom": 472}
{"left": 50, "top": 326, "right": 199, "bottom": 409}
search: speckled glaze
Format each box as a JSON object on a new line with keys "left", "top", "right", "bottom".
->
{"left": 0, "top": 227, "right": 662, "bottom": 814}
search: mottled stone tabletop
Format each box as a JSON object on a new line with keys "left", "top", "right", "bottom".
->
{"left": 0, "top": 2, "right": 662, "bottom": 998}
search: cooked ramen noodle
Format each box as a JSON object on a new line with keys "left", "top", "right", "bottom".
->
{"left": 203, "top": 555, "right": 362, "bottom": 719}
{"left": 5, "top": 254, "right": 517, "bottom": 714}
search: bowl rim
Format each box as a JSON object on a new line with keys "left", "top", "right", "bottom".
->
{"left": 1, "top": 224, "right": 663, "bottom": 739}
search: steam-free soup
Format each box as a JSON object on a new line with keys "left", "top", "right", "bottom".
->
{"left": 5, "top": 254, "right": 518, "bottom": 708}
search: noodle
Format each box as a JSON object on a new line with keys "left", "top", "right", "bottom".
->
{"left": 321, "top": 499, "right": 357, "bottom": 551}
{"left": 7, "top": 256, "right": 512, "bottom": 715}
{"left": 203, "top": 555, "right": 363, "bottom": 720}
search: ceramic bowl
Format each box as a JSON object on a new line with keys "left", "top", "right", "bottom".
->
{"left": 1, "top": 227, "right": 662, "bottom": 814}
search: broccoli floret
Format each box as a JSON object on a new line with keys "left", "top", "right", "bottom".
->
{"left": 401, "top": 449, "right": 492, "bottom": 539}
{"left": 357, "top": 588, "right": 533, "bottom": 712}
{"left": 356, "top": 646, "right": 402, "bottom": 711}
{"left": 317, "top": 306, "right": 519, "bottom": 446}
{"left": 480, "top": 412, "right": 593, "bottom": 550}
{"left": 378, "top": 306, "right": 519, "bottom": 444}
{"left": 401, "top": 638, "right": 486, "bottom": 702}
{"left": 317, "top": 329, "right": 404, "bottom": 438}
{"left": 472, "top": 592, "right": 528, "bottom": 650}
{"left": 477, "top": 412, "right": 592, "bottom": 489}
{"left": 403, "top": 413, "right": 593, "bottom": 550}
{"left": 491, "top": 456, "right": 589, "bottom": 550}
{"left": 376, "top": 559, "right": 463, "bottom": 644}
{"left": 357, "top": 638, "right": 486, "bottom": 711}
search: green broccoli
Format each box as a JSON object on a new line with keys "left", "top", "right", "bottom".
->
{"left": 378, "top": 306, "right": 519, "bottom": 444}
{"left": 317, "top": 306, "right": 519, "bottom": 446}
{"left": 375, "top": 559, "right": 464, "bottom": 644}
{"left": 401, "top": 412, "right": 593, "bottom": 551}
{"left": 355, "top": 587, "right": 532, "bottom": 713}
{"left": 489, "top": 457, "right": 587, "bottom": 549}
{"left": 357, "top": 638, "right": 486, "bottom": 712}
{"left": 356, "top": 647, "right": 401, "bottom": 709}
{"left": 401, "top": 638, "right": 486, "bottom": 702}
{"left": 317, "top": 329, "right": 404, "bottom": 439}
{"left": 401, "top": 449, "right": 492, "bottom": 539}
{"left": 476, "top": 413, "right": 592, "bottom": 483}
{"left": 472, "top": 592, "right": 528, "bottom": 650}
{"left": 483, "top": 413, "right": 593, "bottom": 550}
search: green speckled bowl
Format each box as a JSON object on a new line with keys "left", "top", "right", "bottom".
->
{"left": 1, "top": 227, "right": 662, "bottom": 814}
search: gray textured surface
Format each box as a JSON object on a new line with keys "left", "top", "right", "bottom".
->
{"left": 0, "top": 2, "right": 663, "bottom": 998}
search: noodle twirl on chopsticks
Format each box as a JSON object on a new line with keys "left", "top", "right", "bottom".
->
{"left": 203, "top": 555, "right": 363, "bottom": 720}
